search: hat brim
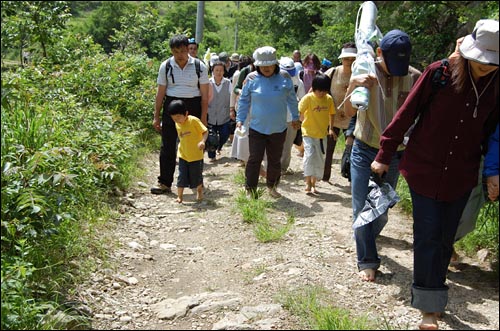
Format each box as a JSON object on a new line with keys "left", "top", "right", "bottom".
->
{"left": 338, "top": 52, "right": 357, "bottom": 59}
{"left": 254, "top": 60, "right": 278, "bottom": 66}
{"left": 459, "top": 34, "right": 499, "bottom": 66}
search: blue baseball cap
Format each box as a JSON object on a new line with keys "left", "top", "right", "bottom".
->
{"left": 380, "top": 30, "right": 412, "bottom": 76}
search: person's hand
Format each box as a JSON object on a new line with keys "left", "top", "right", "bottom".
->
{"left": 486, "top": 175, "right": 499, "bottom": 201}
{"left": 153, "top": 117, "right": 161, "bottom": 133}
{"left": 229, "top": 108, "right": 236, "bottom": 120}
{"left": 371, "top": 160, "right": 389, "bottom": 177}
{"left": 236, "top": 121, "right": 242, "bottom": 129}
{"left": 350, "top": 74, "right": 377, "bottom": 89}
{"left": 328, "top": 128, "right": 337, "bottom": 140}
{"left": 449, "top": 36, "right": 465, "bottom": 59}
{"left": 198, "top": 141, "right": 206, "bottom": 151}
{"left": 291, "top": 120, "right": 301, "bottom": 130}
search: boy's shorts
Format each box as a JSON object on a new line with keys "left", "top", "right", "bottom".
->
{"left": 177, "top": 158, "right": 203, "bottom": 189}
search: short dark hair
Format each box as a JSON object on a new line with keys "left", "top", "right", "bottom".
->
{"left": 167, "top": 100, "right": 188, "bottom": 116}
{"left": 343, "top": 41, "right": 356, "bottom": 49}
{"left": 169, "top": 34, "right": 189, "bottom": 49}
{"left": 238, "top": 55, "right": 253, "bottom": 70}
{"left": 311, "top": 73, "right": 331, "bottom": 92}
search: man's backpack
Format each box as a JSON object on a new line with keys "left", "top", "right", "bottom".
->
{"left": 165, "top": 58, "right": 202, "bottom": 88}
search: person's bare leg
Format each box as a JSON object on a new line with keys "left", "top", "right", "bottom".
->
{"left": 176, "top": 187, "right": 184, "bottom": 203}
{"left": 358, "top": 268, "right": 376, "bottom": 282}
{"left": 419, "top": 312, "right": 439, "bottom": 330}
{"left": 196, "top": 184, "right": 203, "bottom": 201}
{"left": 305, "top": 176, "right": 312, "bottom": 193}
{"left": 311, "top": 176, "right": 318, "bottom": 194}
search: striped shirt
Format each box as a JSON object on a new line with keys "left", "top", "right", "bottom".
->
{"left": 157, "top": 56, "right": 209, "bottom": 98}
{"left": 354, "top": 63, "right": 420, "bottom": 149}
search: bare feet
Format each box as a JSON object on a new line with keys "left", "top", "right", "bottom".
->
{"left": 358, "top": 269, "right": 376, "bottom": 282}
{"left": 268, "top": 187, "right": 281, "bottom": 198}
{"left": 176, "top": 197, "right": 183, "bottom": 204}
{"left": 311, "top": 187, "right": 319, "bottom": 195}
{"left": 419, "top": 312, "right": 439, "bottom": 330}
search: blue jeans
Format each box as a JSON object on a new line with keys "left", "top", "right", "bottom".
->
{"left": 350, "top": 140, "right": 402, "bottom": 271}
{"left": 410, "top": 188, "right": 470, "bottom": 313}
{"left": 207, "top": 122, "right": 231, "bottom": 159}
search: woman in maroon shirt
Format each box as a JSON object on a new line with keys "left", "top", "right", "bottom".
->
{"left": 371, "top": 19, "right": 498, "bottom": 330}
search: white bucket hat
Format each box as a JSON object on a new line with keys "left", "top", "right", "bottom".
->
{"left": 253, "top": 46, "right": 278, "bottom": 66}
{"left": 459, "top": 19, "right": 499, "bottom": 66}
{"left": 338, "top": 47, "right": 358, "bottom": 59}
{"left": 279, "top": 56, "right": 297, "bottom": 77}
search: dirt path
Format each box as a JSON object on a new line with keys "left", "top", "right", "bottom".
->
{"left": 78, "top": 145, "right": 499, "bottom": 330}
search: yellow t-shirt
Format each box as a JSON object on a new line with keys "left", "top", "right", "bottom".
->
{"left": 299, "top": 93, "right": 336, "bottom": 139}
{"left": 176, "top": 115, "right": 207, "bottom": 162}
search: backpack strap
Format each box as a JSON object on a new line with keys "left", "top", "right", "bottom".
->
{"left": 165, "top": 58, "right": 174, "bottom": 84}
{"left": 431, "top": 58, "right": 450, "bottom": 89}
{"left": 194, "top": 58, "right": 201, "bottom": 89}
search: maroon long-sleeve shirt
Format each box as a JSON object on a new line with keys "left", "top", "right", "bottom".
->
{"left": 375, "top": 60, "right": 498, "bottom": 201}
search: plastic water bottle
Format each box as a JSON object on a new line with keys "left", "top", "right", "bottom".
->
{"left": 351, "top": 87, "right": 370, "bottom": 111}
{"left": 235, "top": 125, "right": 247, "bottom": 137}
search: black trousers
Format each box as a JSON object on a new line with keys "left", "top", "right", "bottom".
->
{"left": 246, "top": 128, "right": 287, "bottom": 191}
{"left": 158, "top": 96, "right": 202, "bottom": 187}
{"left": 323, "top": 127, "right": 348, "bottom": 181}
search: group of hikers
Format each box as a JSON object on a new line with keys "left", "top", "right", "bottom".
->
{"left": 150, "top": 17, "right": 499, "bottom": 330}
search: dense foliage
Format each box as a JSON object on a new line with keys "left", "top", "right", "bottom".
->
{"left": 1, "top": 1, "right": 498, "bottom": 329}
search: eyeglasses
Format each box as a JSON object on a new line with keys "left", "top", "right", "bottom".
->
{"left": 188, "top": 38, "right": 196, "bottom": 44}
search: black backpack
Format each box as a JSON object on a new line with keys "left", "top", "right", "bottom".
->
{"left": 165, "top": 58, "right": 202, "bottom": 88}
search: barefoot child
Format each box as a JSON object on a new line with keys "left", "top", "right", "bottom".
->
{"left": 298, "top": 73, "right": 336, "bottom": 195}
{"left": 167, "top": 100, "right": 208, "bottom": 203}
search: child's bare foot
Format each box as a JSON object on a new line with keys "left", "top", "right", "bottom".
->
{"left": 358, "top": 269, "right": 376, "bottom": 282}
{"left": 176, "top": 197, "right": 183, "bottom": 204}
{"left": 311, "top": 187, "right": 319, "bottom": 195}
{"left": 418, "top": 312, "right": 439, "bottom": 330}
{"left": 305, "top": 185, "right": 312, "bottom": 194}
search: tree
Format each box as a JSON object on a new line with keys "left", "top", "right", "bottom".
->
{"left": 1, "top": 1, "right": 71, "bottom": 64}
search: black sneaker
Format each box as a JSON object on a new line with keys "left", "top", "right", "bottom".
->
{"left": 150, "top": 183, "right": 171, "bottom": 194}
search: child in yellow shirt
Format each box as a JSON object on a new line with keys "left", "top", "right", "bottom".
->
{"left": 299, "top": 73, "right": 337, "bottom": 195}
{"left": 167, "top": 100, "right": 208, "bottom": 203}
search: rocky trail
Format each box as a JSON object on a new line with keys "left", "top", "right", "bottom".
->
{"left": 77, "top": 145, "right": 499, "bottom": 330}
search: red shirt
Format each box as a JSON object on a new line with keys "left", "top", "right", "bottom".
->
{"left": 375, "top": 60, "right": 498, "bottom": 201}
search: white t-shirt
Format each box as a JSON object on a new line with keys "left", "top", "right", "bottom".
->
{"left": 157, "top": 56, "right": 209, "bottom": 98}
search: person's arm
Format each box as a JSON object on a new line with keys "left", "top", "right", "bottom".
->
{"left": 199, "top": 83, "right": 209, "bottom": 126}
{"left": 198, "top": 130, "right": 208, "bottom": 150}
{"left": 286, "top": 77, "right": 300, "bottom": 129}
{"left": 484, "top": 124, "right": 499, "bottom": 201}
{"left": 153, "top": 84, "right": 166, "bottom": 133}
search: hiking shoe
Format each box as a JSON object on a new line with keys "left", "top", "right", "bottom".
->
{"left": 150, "top": 183, "right": 171, "bottom": 195}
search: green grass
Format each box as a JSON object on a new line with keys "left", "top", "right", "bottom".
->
{"left": 277, "top": 285, "right": 380, "bottom": 330}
